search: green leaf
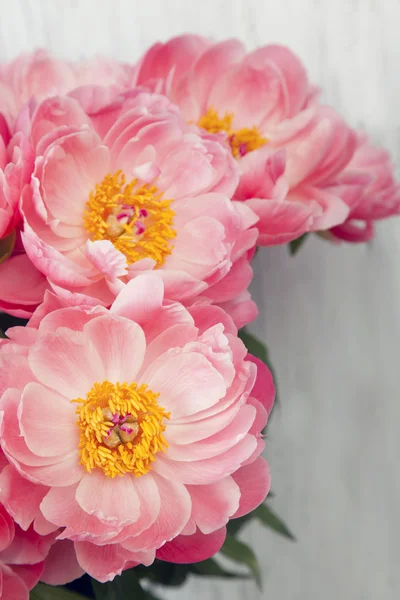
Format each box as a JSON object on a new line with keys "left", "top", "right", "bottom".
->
{"left": 92, "top": 570, "right": 150, "bottom": 599}
{"left": 289, "top": 233, "right": 309, "bottom": 255}
{"left": 238, "top": 329, "right": 279, "bottom": 407}
{"left": 220, "top": 535, "right": 262, "bottom": 590}
{"left": 31, "top": 583, "right": 88, "bottom": 600}
{"left": 254, "top": 503, "right": 296, "bottom": 541}
{"left": 0, "top": 229, "right": 16, "bottom": 264}
{"left": 226, "top": 512, "right": 254, "bottom": 536}
{"left": 238, "top": 329, "right": 268, "bottom": 364}
{"left": 191, "top": 557, "right": 249, "bottom": 580}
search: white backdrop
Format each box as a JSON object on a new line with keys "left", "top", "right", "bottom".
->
{"left": 1, "top": 1, "right": 399, "bottom": 598}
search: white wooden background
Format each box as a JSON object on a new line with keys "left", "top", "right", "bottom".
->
{"left": 1, "top": 1, "right": 400, "bottom": 598}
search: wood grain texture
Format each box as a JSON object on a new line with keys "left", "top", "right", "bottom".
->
{"left": 1, "top": 1, "right": 399, "bottom": 597}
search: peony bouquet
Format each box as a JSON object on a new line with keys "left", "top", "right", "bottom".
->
{"left": 0, "top": 36, "right": 398, "bottom": 599}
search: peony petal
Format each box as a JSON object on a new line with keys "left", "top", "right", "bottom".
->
{"left": 246, "top": 355, "right": 275, "bottom": 415}
{"left": 142, "top": 351, "right": 226, "bottom": 419}
{"left": 83, "top": 314, "right": 146, "bottom": 383}
{"left": 19, "top": 382, "right": 78, "bottom": 457}
{"left": 40, "top": 540, "right": 85, "bottom": 585}
{"left": 187, "top": 477, "right": 240, "bottom": 534}
{"left": 0, "top": 465, "right": 48, "bottom": 531}
{"left": 121, "top": 473, "right": 191, "bottom": 552}
{"left": 153, "top": 434, "right": 257, "bottom": 484}
{"left": 76, "top": 471, "right": 140, "bottom": 526}
{"left": 231, "top": 456, "right": 271, "bottom": 518}
{"left": 110, "top": 273, "right": 164, "bottom": 323}
{"left": 28, "top": 329, "right": 103, "bottom": 399}
{"left": 156, "top": 526, "right": 226, "bottom": 564}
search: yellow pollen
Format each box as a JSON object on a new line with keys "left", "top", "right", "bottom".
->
{"left": 72, "top": 380, "right": 170, "bottom": 478}
{"left": 83, "top": 171, "right": 176, "bottom": 267}
{"left": 197, "top": 107, "right": 268, "bottom": 158}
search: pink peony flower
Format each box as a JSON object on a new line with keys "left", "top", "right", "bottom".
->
{"left": 0, "top": 50, "right": 132, "bottom": 130}
{"left": 0, "top": 453, "right": 55, "bottom": 599}
{"left": 17, "top": 90, "right": 257, "bottom": 326}
{"left": 0, "top": 274, "right": 274, "bottom": 583}
{"left": 0, "top": 126, "right": 48, "bottom": 318}
{"left": 135, "top": 35, "right": 364, "bottom": 245}
{"left": 330, "top": 133, "right": 400, "bottom": 242}
{"left": 0, "top": 127, "right": 33, "bottom": 241}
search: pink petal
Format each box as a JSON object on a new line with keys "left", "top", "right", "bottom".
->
{"left": 246, "top": 355, "right": 275, "bottom": 415}
{"left": 0, "top": 526, "right": 54, "bottom": 565}
{"left": 156, "top": 526, "right": 226, "bottom": 564}
{"left": 76, "top": 471, "right": 140, "bottom": 526}
{"left": 231, "top": 456, "right": 271, "bottom": 518}
{"left": 40, "top": 484, "right": 120, "bottom": 543}
{"left": 0, "top": 563, "right": 30, "bottom": 598}
{"left": 74, "top": 541, "right": 153, "bottom": 582}
{"left": 110, "top": 274, "right": 164, "bottom": 323}
{"left": 0, "top": 464, "right": 48, "bottom": 531}
{"left": 41, "top": 540, "right": 84, "bottom": 585}
{"left": 9, "top": 562, "right": 43, "bottom": 593}
{"left": 28, "top": 329, "right": 103, "bottom": 399}
{"left": 187, "top": 477, "right": 240, "bottom": 534}
{"left": 164, "top": 404, "right": 256, "bottom": 461}
{"left": 84, "top": 240, "right": 127, "bottom": 279}
{"left": 142, "top": 351, "right": 226, "bottom": 419}
{"left": 121, "top": 473, "right": 191, "bottom": 552}
{"left": 19, "top": 382, "right": 78, "bottom": 457}
{"left": 0, "top": 505, "right": 14, "bottom": 552}
{"left": 0, "top": 253, "right": 47, "bottom": 307}
{"left": 82, "top": 314, "right": 146, "bottom": 384}
{"left": 153, "top": 434, "right": 257, "bottom": 484}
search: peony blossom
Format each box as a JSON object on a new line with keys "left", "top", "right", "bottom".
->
{"left": 0, "top": 452, "right": 55, "bottom": 599}
{"left": 16, "top": 90, "right": 258, "bottom": 326}
{"left": 0, "top": 50, "right": 132, "bottom": 131}
{"left": 135, "top": 35, "right": 367, "bottom": 245}
{"left": 0, "top": 273, "right": 274, "bottom": 583}
{"left": 329, "top": 133, "right": 400, "bottom": 242}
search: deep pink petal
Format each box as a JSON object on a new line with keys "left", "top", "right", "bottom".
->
{"left": 41, "top": 540, "right": 85, "bottom": 585}
{"left": 156, "top": 526, "right": 226, "bottom": 564}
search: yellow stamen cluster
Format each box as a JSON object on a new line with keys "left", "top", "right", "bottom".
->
{"left": 83, "top": 171, "right": 176, "bottom": 267}
{"left": 197, "top": 107, "right": 268, "bottom": 158}
{"left": 72, "top": 380, "right": 170, "bottom": 478}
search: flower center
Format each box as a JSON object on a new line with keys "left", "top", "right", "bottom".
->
{"left": 72, "top": 380, "right": 170, "bottom": 478}
{"left": 197, "top": 107, "right": 268, "bottom": 158}
{"left": 84, "top": 171, "right": 176, "bottom": 267}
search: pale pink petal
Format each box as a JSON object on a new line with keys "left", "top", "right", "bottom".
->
{"left": 121, "top": 474, "right": 191, "bottom": 551}
{"left": 231, "top": 456, "right": 271, "bottom": 518}
{"left": 76, "top": 471, "right": 140, "bottom": 526}
{"left": 19, "top": 382, "right": 78, "bottom": 457}
{"left": 153, "top": 435, "right": 257, "bottom": 484}
{"left": 141, "top": 352, "right": 226, "bottom": 419}
{"left": 187, "top": 477, "right": 240, "bottom": 534}
{"left": 110, "top": 273, "right": 164, "bottom": 323}
{"left": 82, "top": 314, "right": 146, "bottom": 383}
{"left": 28, "top": 329, "right": 103, "bottom": 399}
{"left": 84, "top": 240, "right": 128, "bottom": 279}
{"left": 74, "top": 541, "right": 153, "bottom": 582}
{"left": 40, "top": 484, "right": 120, "bottom": 543}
